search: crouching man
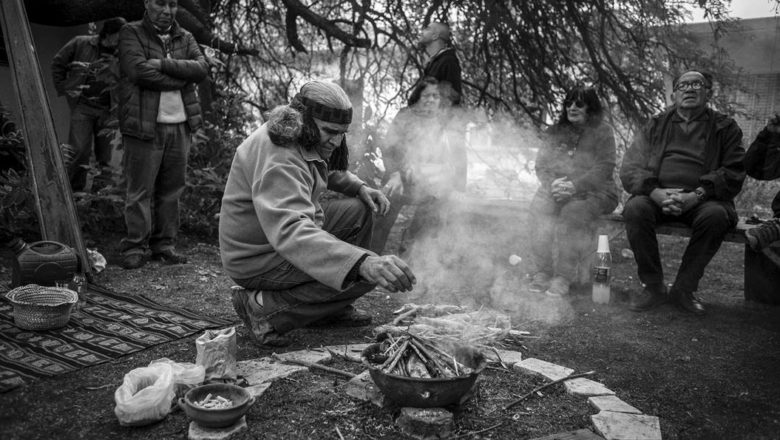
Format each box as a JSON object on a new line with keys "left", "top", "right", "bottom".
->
{"left": 219, "top": 81, "right": 416, "bottom": 347}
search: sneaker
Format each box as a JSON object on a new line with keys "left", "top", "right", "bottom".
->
{"left": 629, "top": 284, "right": 669, "bottom": 312}
{"left": 121, "top": 253, "right": 147, "bottom": 270}
{"left": 745, "top": 219, "right": 780, "bottom": 251}
{"left": 231, "top": 289, "right": 290, "bottom": 347}
{"left": 152, "top": 249, "right": 188, "bottom": 265}
{"left": 545, "top": 276, "right": 570, "bottom": 297}
{"left": 309, "top": 305, "right": 372, "bottom": 327}
{"left": 529, "top": 272, "right": 551, "bottom": 293}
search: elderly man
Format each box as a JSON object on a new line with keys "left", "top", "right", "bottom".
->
{"left": 620, "top": 70, "right": 745, "bottom": 315}
{"left": 219, "top": 81, "right": 416, "bottom": 347}
{"left": 409, "top": 22, "right": 462, "bottom": 107}
{"left": 117, "top": 0, "right": 208, "bottom": 269}
{"left": 51, "top": 17, "right": 126, "bottom": 192}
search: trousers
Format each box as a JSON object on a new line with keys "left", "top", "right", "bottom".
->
{"left": 66, "top": 103, "right": 115, "bottom": 191}
{"left": 234, "top": 197, "right": 375, "bottom": 333}
{"left": 622, "top": 195, "right": 736, "bottom": 294}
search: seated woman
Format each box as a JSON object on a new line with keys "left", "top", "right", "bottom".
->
{"left": 370, "top": 77, "right": 466, "bottom": 254}
{"left": 528, "top": 86, "right": 618, "bottom": 296}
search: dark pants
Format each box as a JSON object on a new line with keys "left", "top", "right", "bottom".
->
{"left": 528, "top": 188, "right": 617, "bottom": 281}
{"left": 235, "top": 198, "right": 375, "bottom": 333}
{"left": 622, "top": 195, "right": 737, "bottom": 294}
{"left": 66, "top": 103, "right": 115, "bottom": 191}
{"left": 121, "top": 123, "right": 190, "bottom": 255}
{"left": 370, "top": 192, "right": 410, "bottom": 254}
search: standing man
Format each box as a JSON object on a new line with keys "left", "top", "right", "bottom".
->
{"left": 220, "top": 81, "right": 416, "bottom": 347}
{"left": 620, "top": 70, "right": 745, "bottom": 315}
{"left": 51, "top": 17, "right": 126, "bottom": 192}
{"left": 117, "top": 0, "right": 209, "bottom": 269}
{"left": 409, "top": 22, "right": 462, "bottom": 107}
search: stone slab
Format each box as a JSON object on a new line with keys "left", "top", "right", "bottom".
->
{"left": 245, "top": 382, "right": 272, "bottom": 399}
{"left": 588, "top": 395, "right": 641, "bottom": 414}
{"left": 528, "top": 428, "right": 604, "bottom": 440}
{"left": 188, "top": 416, "right": 248, "bottom": 440}
{"left": 236, "top": 349, "right": 331, "bottom": 385}
{"left": 396, "top": 407, "right": 453, "bottom": 440}
{"left": 591, "top": 411, "right": 661, "bottom": 440}
{"left": 343, "top": 370, "right": 390, "bottom": 408}
{"left": 564, "top": 377, "right": 615, "bottom": 397}
{"left": 322, "top": 343, "right": 371, "bottom": 360}
{"left": 486, "top": 349, "right": 523, "bottom": 367}
{"left": 514, "top": 358, "right": 574, "bottom": 381}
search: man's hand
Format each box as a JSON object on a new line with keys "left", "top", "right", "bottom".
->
{"left": 383, "top": 172, "right": 404, "bottom": 198}
{"left": 551, "top": 177, "right": 575, "bottom": 203}
{"left": 650, "top": 187, "right": 683, "bottom": 215}
{"left": 358, "top": 255, "right": 416, "bottom": 292}
{"left": 147, "top": 59, "right": 162, "bottom": 71}
{"left": 358, "top": 185, "right": 390, "bottom": 216}
{"left": 669, "top": 191, "right": 700, "bottom": 215}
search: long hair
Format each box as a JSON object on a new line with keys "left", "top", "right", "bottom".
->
{"left": 557, "top": 86, "right": 604, "bottom": 126}
{"left": 266, "top": 81, "right": 352, "bottom": 171}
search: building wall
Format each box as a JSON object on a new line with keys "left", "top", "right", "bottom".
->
{"left": 0, "top": 23, "right": 89, "bottom": 142}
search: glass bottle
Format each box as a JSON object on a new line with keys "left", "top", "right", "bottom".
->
{"left": 592, "top": 235, "right": 612, "bottom": 304}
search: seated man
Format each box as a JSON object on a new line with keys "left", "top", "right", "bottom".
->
{"left": 620, "top": 70, "right": 745, "bottom": 316}
{"left": 219, "top": 81, "right": 416, "bottom": 347}
{"left": 744, "top": 114, "right": 780, "bottom": 250}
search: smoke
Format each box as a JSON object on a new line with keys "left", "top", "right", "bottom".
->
{"left": 394, "top": 108, "right": 576, "bottom": 326}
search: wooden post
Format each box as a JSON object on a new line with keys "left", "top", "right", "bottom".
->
{"left": 0, "top": 0, "right": 90, "bottom": 276}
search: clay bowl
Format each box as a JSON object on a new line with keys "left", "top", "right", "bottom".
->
{"left": 180, "top": 383, "right": 254, "bottom": 428}
{"left": 362, "top": 341, "right": 486, "bottom": 408}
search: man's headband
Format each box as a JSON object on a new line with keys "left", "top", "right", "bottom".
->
{"left": 293, "top": 94, "right": 353, "bottom": 125}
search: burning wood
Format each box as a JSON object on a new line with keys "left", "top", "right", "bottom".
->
{"left": 366, "top": 333, "right": 473, "bottom": 378}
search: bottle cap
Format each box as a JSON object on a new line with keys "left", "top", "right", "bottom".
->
{"left": 597, "top": 235, "right": 610, "bottom": 253}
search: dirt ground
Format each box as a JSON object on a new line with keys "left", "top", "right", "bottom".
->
{"left": 1, "top": 210, "right": 780, "bottom": 440}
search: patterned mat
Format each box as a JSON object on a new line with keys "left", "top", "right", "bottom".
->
{"left": 0, "top": 284, "right": 232, "bottom": 391}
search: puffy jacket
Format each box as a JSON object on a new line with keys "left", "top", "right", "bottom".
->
{"left": 745, "top": 128, "right": 780, "bottom": 181}
{"left": 117, "top": 15, "right": 208, "bottom": 140}
{"left": 620, "top": 107, "right": 745, "bottom": 201}
{"left": 51, "top": 35, "right": 106, "bottom": 108}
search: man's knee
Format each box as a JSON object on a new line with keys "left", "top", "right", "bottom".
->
{"left": 623, "top": 196, "right": 656, "bottom": 223}
{"left": 692, "top": 202, "right": 733, "bottom": 233}
{"left": 559, "top": 200, "right": 598, "bottom": 228}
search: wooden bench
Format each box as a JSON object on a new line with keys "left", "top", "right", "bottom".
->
{"left": 457, "top": 197, "right": 780, "bottom": 302}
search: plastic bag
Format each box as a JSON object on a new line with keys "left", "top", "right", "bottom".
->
{"left": 196, "top": 327, "right": 237, "bottom": 381}
{"left": 149, "top": 358, "right": 205, "bottom": 398}
{"left": 114, "top": 362, "right": 175, "bottom": 426}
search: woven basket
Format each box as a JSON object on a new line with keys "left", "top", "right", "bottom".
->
{"left": 5, "top": 284, "right": 78, "bottom": 331}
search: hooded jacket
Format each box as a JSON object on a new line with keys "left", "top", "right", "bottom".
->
{"left": 620, "top": 107, "right": 745, "bottom": 202}
{"left": 117, "top": 15, "right": 208, "bottom": 140}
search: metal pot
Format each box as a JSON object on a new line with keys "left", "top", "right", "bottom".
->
{"left": 362, "top": 341, "right": 486, "bottom": 408}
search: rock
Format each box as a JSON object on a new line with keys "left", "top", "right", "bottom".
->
{"left": 563, "top": 377, "right": 615, "bottom": 397}
{"left": 591, "top": 411, "right": 662, "bottom": 440}
{"left": 235, "top": 349, "right": 331, "bottom": 385}
{"left": 322, "top": 343, "right": 371, "bottom": 360}
{"left": 486, "top": 349, "right": 523, "bottom": 367}
{"left": 514, "top": 358, "right": 574, "bottom": 380}
{"left": 395, "top": 407, "right": 453, "bottom": 440}
{"left": 244, "top": 382, "right": 272, "bottom": 399}
{"left": 587, "top": 395, "right": 641, "bottom": 414}
{"left": 342, "top": 370, "right": 390, "bottom": 408}
{"left": 188, "top": 416, "right": 248, "bottom": 440}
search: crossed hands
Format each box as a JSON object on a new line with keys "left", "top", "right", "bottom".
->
{"left": 650, "top": 187, "right": 699, "bottom": 216}
{"left": 551, "top": 177, "right": 576, "bottom": 203}
{"left": 358, "top": 255, "right": 416, "bottom": 293}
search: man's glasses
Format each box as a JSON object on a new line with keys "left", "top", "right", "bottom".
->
{"left": 674, "top": 80, "right": 706, "bottom": 91}
{"left": 565, "top": 100, "right": 585, "bottom": 109}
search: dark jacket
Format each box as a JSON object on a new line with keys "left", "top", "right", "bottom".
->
{"left": 51, "top": 35, "right": 110, "bottom": 108}
{"left": 745, "top": 128, "right": 780, "bottom": 181}
{"left": 409, "top": 48, "right": 462, "bottom": 106}
{"left": 117, "top": 16, "right": 208, "bottom": 140}
{"left": 536, "top": 120, "right": 619, "bottom": 203}
{"left": 620, "top": 107, "right": 745, "bottom": 201}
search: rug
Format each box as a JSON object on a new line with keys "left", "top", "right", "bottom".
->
{"left": 0, "top": 284, "right": 233, "bottom": 391}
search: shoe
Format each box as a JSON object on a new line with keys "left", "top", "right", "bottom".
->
{"left": 629, "top": 284, "right": 669, "bottom": 312}
{"left": 309, "top": 305, "right": 372, "bottom": 327}
{"left": 674, "top": 289, "right": 706, "bottom": 316}
{"left": 121, "top": 253, "right": 146, "bottom": 270}
{"left": 745, "top": 219, "right": 780, "bottom": 251}
{"left": 231, "top": 289, "right": 290, "bottom": 347}
{"left": 529, "top": 272, "right": 551, "bottom": 293}
{"left": 545, "top": 276, "right": 570, "bottom": 297}
{"left": 152, "top": 249, "right": 188, "bottom": 265}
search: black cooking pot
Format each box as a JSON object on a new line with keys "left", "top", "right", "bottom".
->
{"left": 361, "top": 341, "right": 486, "bottom": 408}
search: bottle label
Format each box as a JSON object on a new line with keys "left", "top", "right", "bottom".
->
{"left": 593, "top": 266, "right": 610, "bottom": 283}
